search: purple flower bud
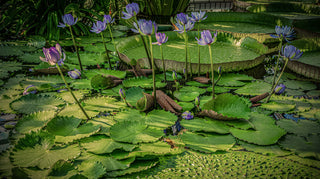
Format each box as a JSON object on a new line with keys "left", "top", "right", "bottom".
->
{"left": 153, "top": 33, "right": 168, "bottom": 45}
{"left": 196, "top": 30, "right": 217, "bottom": 46}
{"left": 218, "top": 66, "right": 222, "bottom": 75}
{"left": 281, "top": 45, "right": 303, "bottom": 60}
{"left": 57, "top": 14, "right": 78, "bottom": 28}
{"left": 119, "top": 88, "right": 126, "bottom": 99}
{"left": 122, "top": 2, "right": 139, "bottom": 20}
{"left": 23, "top": 85, "right": 37, "bottom": 95}
{"left": 90, "top": 21, "right": 106, "bottom": 34}
{"left": 172, "top": 71, "right": 177, "bottom": 81}
{"left": 103, "top": 14, "right": 115, "bottom": 24}
{"left": 68, "top": 69, "right": 81, "bottom": 79}
{"left": 274, "top": 84, "right": 286, "bottom": 95}
{"left": 195, "top": 96, "right": 200, "bottom": 106}
{"left": 39, "top": 44, "right": 65, "bottom": 66}
{"left": 57, "top": 89, "right": 68, "bottom": 93}
{"left": 182, "top": 111, "right": 193, "bottom": 120}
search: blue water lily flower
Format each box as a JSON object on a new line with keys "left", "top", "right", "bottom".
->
{"left": 270, "top": 25, "right": 295, "bottom": 42}
{"left": 274, "top": 84, "right": 286, "bottom": 95}
{"left": 174, "top": 20, "right": 194, "bottom": 33}
{"left": 39, "top": 44, "right": 65, "bottom": 66}
{"left": 176, "top": 13, "right": 189, "bottom": 25}
{"left": 182, "top": 111, "right": 194, "bottom": 120}
{"left": 190, "top": 10, "right": 207, "bottom": 22}
{"left": 68, "top": 69, "right": 81, "bottom": 79}
{"left": 196, "top": 30, "right": 217, "bottom": 46}
{"left": 122, "top": 2, "right": 139, "bottom": 19}
{"left": 281, "top": 45, "right": 303, "bottom": 60}
{"left": 57, "top": 14, "right": 78, "bottom": 28}
{"left": 153, "top": 33, "right": 168, "bottom": 45}
{"left": 132, "top": 19, "right": 157, "bottom": 35}
{"left": 90, "top": 20, "right": 106, "bottom": 34}
{"left": 103, "top": 14, "right": 115, "bottom": 24}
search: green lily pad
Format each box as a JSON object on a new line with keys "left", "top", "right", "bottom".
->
{"left": 47, "top": 116, "right": 100, "bottom": 143}
{"left": 81, "top": 135, "right": 136, "bottom": 154}
{"left": 122, "top": 76, "right": 166, "bottom": 89}
{"left": 180, "top": 132, "right": 235, "bottom": 153}
{"left": 279, "top": 134, "right": 320, "bottom": 160}
{"left": 87, "top": 116, "right": 115, "bottom": 136}
{"left": 83, "top": 96, "right": 127, "bottom": 113}
{"left": 180, "top": 117, "right": 230, "bottom": 134}
{"left": 65, "top": 52, "right": 105, "bottom": 66}
{"left": 107, "top": 160, "right": 158, "bottom": 177}
{"left": 15, "top": 111, "right": 56, "bottom": 134}
{"left": 307, "top": 90, "right": 320, "bottom": 97}
{"left": 77, "top": 161, "right": 106, "bottom": 179}
{"left": 284, "top": 80, "right": 317, "bottom": 91}
{"left": 58, "top": 104, "right": 99, "bottom": 119}
{"left": 110, "top": 120, "right": 163, "bottom": 144}
{"left": 84, "top": 69, "right": 126, "bottom": 79}
{"left": 202, "top": 93, "right": 252, "bottom": 120}
{"left": 10, "top": 94, "right": 64, "bottom": 114}
{"left": 260, "top": 101, "right": 296, "bottom": 112}
{"left": 276, "top": 119, "right": 320, "bottom": 137}
{"left": 174, "top": 86, "right": 206, "bottom": 102}
{"left": 235, "top": 81, "right": 272, "bottom": 96}
{"left": 113, "top": 109, "right": 144, "bottom": 123}
{"left": 239, "top": 141, "right": 291, "bottom": 156}
{"left": 126, "top": 87, "right": 144, "bottom": 107}
{"left": 206, "top": 86, "right": 230, "bottom": 94}
{"left": 70, "top": 79, "right": 92, "bottom": 90}
{"left": 19, "top": 51, "right": 43, "bottom": 63}
{"left": 230, "top": 113, "right": 286, "bottom": 145}
{"left": 177, "top": 101, "right": 194, "bottom": 111}
{"left": 0, "top": 61, "right": 23, "bottom": 73}
{"left": 186, "top": 81, "right": 210, "bottom": 87}
{"left": 145, "top": 110, "right": 178, "bottom": 129}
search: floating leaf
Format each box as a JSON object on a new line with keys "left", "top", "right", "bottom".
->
{"left": 260, "top": 101, "right": 295, "bottom": 112}
{"left": 107, "top": 160, "right": 158, "bottom": 177}
{"left": 12, "top": 144, "right": 80, "bottom": 169}
{"left": 47, "top": 116, "right": 100, "bottom": 143}
{"left": 16, "top": 111, "right": 56, "bottom": 134}
{"left": 230, "top": 113, "right": 286, "bottom": 145}
{"left": 110, "top": 120, "right": 163, "bottom": 144}
{"left": 177, "top": 101, "right": 194, "bottom": 111}
{"left": 66, "top": 52, "right": 105, "bottom": 66}
{"left": 48, "top": 160, "right": 77, "bottom": 178}
{"left": 122, "top": 76, "right": 166, "bottom": 89}
{"left": 126, "top": 87, "right": 144, "bottom": 107}
{"left": 58, "top": 104, "right": 98, "bottom": 119}
{"left": 145, "top": 110, "right": 177, "bottom": 129}
{"left": 202, "top": 93, "right": 251, "bottom": 120}
{"left": 81, "top": 135, "right": 136, "bottom": 154}
{"left": 239, "top": 141, "right": 291, "bottom": 156}
{"left": 284, "top": 80, "right": 317, "bottom": 91}
{"left": 206, "top": 86, "right": 230, "bottom": 94}
{"left": 77, "top": 161, "right": 106, "bottom": 179}
{"left": 84, "top": 69, "right": 126, "bottom": 79}
{"left": 113, "top": 109, "right": 144, "bottom": 123}
{"left": 70, "top": 79, "right": 92, "bottom": 90}
{"left": 10, "top": 95, "right": 64, "bottom": 114}
{"left": 279, "top": 134, "right": 320, "bottom": 160}
{"left": 83, "top": 96, "right": 127, "bottom": 113}
{"left": 174, "top": 86, "right": 206, "bottom": 102}
{"left": 186, "top": 81, "right": 210, "bottom": 87}
{"left": 180, "top": 117, "right": 230, "bottom": 134}
{"left": 235, "top": 81, "right": 272, "bottom": 96}
{"left": 276, "top": 119, "right": 320, "bottom": 137}
{"left": 180, "top": 132, "right": 235, "bottom": 153}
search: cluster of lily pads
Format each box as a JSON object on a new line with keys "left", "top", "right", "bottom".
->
{"left": 0, "top": 2, "right": 320, "bottom": 179}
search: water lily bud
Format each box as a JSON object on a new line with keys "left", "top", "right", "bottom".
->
{"left": 274, "top": 84, "right": 286, "bottom": 95}
{"left": 182, "top": 111, "right": 194, "bottom": 120}
{"left": 119, "top": 88, "right": 126, "bottom": 99}
{"left": 195, "top": 96, "right": 200, "bottom": 106}
{"left": 218, "top": 66, "right": 222, "bottom": 75}
{"left": 172, "top": 70, "right": 177, "bottom": 81}
{"left": 68, "top": 69, "right": 81, "bottom": 79}
{"left": 23, "top": 85, "right": 37, "bottom": 95}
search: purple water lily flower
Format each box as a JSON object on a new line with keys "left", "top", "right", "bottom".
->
{"left": 153, "top": 33, "right": 168, "bottom": 45}
{"left": 270, "top": 25, "right": 295, "bottom": 42}
{"left": 57, "top": 14, "right": 78, "bottom": 28}
{"left": 122, "top": 2, "right": 139, "bottom": 20}
{"left": 274, "top": 84, "right": 286, "bottom": 95}
{"left": 281, "top": 45, "right": 303, "bottom": 60}
{"left": 132, "top": 19, "right": 157, "bottom": 35}
{"left": 190, "top": 10, "right": 207, "bottom": 22}
{"left": 90, "top": 20, "right": 106, "bottom": 34}
{"left": 39, "top": 44, "right": 65, "bottom": 66}
{"left": 182, "top": 111, "right": 193, "bottom": 120}
{"left": 23, "top": 85, "right": 37, "bottom": 95}
{"left": 176, "top": 13, "right": 189, "bottom": 25}
{"left": 174, "top": 20, "right": 194, "bottom": 33}
{"left": 196, "top": 30, "right": 217, "bottom": 46}
{"left": 119, "top": 88, "right": 126, "bottom": 99}
{"left": 68, "top": 69, "right": 81, "bottom": 79}
{"left": 103, "top": 14, "right": 115, "bottom": 24}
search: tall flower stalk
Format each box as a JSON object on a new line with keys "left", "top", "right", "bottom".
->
{"left": 191, "top": 10, "right": 207, "bottom": 76}
{"left": 58, "top": 14, "right": 83, "bottom": 71}
{"left": 90, "top": 20, "right": 112, "bottom": 69}
{"left": 40, "top": 44, "right": 90, "bottom": 121}
{"left": 104, "top": 15, "right": 122, "bottom": 62}
{"left": 196, "top": 30, "right": 217, "bottom": 99}
{"left": 153, "top": 32, "right": 168, "bottom": 82}
{"left": 173, "top": 13, "right": 194, "bottom": 81}
{"left": 266, "top": 45, "right": 303, "bottom": 102}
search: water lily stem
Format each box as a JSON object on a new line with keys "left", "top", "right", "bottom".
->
{"left": 160, "top": 45, "right": 166, "bottom": 82}
{"left": 149, "top": 35, "right": 157, "bottom": 107}
{"left": 208, "top": 45, "right": 215, "bottom": 99}
{"left": 271, "top": 39, "right": 283, "bottom": 88}
{"left": 69, "top": 26, "right": 83, "bottom": 71}
{"left": 107, "top": 24, "right": 122, "bottom": 62}
{"left": 184, "top": 30, "right": 188, "bottom": 81}
{"left": 101, "top": 33, "right": 112, "bottom": 69}
{"left": 266, "top": 58, "right": 288, "bottom": 103}
{"left": 56, "top": 64, "right": 90, "bottom": 121}
{"left": 197, "top": 23, "right": 201, "bottom": 76}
